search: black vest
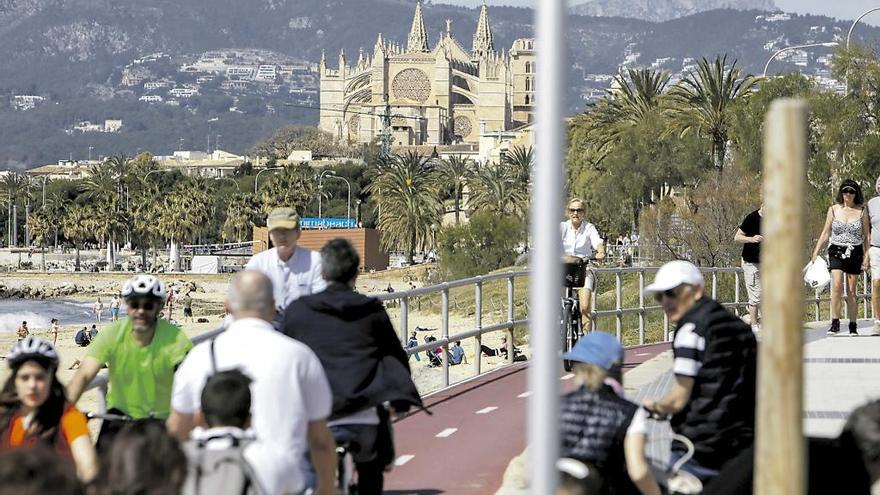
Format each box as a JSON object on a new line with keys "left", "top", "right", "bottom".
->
{"left": 672, "top": 297, "right": 758, "bottom": 470}
{"left": 560, "top": 385, "right": 639, "bottom": 494}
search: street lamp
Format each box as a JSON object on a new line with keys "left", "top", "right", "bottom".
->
{"left": 254, "top": 167, "right": 282, "bottom": 194}
{"left": 317, "top": 169, "right": 335, "bottom": 219}
{"left": 355, "top": 199, "right": 362, "bottom": 226}
{"left": 88, "top": 146, "right": 94, "bottom": 162}
{"left": 324, "top": 175, "right": 352, "bottom": 222}
{"left": 215, "top": 176, "right": 241, "bottom": 192}
{"left": 143, "top": 169, "right": 176, "bottom": 185}
{"left": 847, "top": 7, "right": 880, "bottom": 49}
{"left": 762, "top": 42, "right": 839, "bottom": 78}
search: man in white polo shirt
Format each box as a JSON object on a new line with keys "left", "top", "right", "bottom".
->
{"left": 246, "top": 208, "right": 326, "bottom": 320}
{"left": 560, "top": 197, "right": 606, "bottom": 327}
{"left": 168, "top": 270, "right": 336, "bottom": 495}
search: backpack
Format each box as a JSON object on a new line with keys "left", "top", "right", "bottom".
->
{"left": 74, "top": 330, "right": 90, "bottom": 347}
{"left": 181, "top": 435, "right": 265, "bottom": 495}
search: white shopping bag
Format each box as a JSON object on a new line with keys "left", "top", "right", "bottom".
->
{"left": 803, "top": 257, "right": 831, "bottom": 292}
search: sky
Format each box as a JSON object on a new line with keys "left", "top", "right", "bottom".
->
{"left": 441, "top": 0, "right": 880, "bottom": 24}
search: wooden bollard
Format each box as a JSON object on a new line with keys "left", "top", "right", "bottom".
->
{"left": 755, "top": 99, "right": 808, "bottom": 495}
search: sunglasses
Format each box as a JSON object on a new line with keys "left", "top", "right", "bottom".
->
{"left": 128, "top": 300, "right": 157, "bottom": 311}
{"left": 569, "top": 208, "right": 585, "bottom": 213}
{"left": 653, "top": 286, "right": 685, "bottom": 303}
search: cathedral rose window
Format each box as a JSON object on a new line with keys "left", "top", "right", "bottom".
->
{"left": 392, "top": 68, "right": 431, "bottom": 103}
{"left": 453, "top": 116, "right": 473, "bottom": 138}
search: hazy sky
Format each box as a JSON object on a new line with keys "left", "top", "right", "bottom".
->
{"left": 443, "top": 0, "right": 880, "bottom": 24}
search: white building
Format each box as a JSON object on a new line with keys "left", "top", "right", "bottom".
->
{"left": 139, "top": 95, "right": 163, "bottom": 103}
{"left": 144, "top": 81, "right": 169, "bottom": 90}
{"left": 169, "top": 88, "right": 198, "bottom": 98}
{"left": 255, "top": 65, "right": 278, "bottom": 82}
{"left": 12, "top": 95, "right": 45, "bottom": 110}
{"left": 226, "top": 67, "right": 254, "bottom": 80}
{"left": 104, "top": 120, "right": 123, "bottom": 133}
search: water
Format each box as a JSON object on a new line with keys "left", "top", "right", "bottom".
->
{"left": 0, "top": 299, "right": 126, "bottom": 332}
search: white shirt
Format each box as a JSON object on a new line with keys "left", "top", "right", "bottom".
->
{"left": 245, "top": 247, "right": 327, "bottom": 312}
{"left": 171, "top": 318, "right": 333, "bottom": 494}
{"left": 560, "top": 220, "right": 603, "bottom": 258}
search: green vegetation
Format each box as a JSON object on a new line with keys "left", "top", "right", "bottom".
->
{"left": 437, "top": 213, "right": 525, "bottom": 279}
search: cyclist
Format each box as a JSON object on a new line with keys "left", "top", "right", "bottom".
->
{"left": 642, "top": 260, "right": 756, "bottom": 484}
{"left": 559, "top": 332, "right": 661, "bottom": 495}
{"left": 0, "top": 337, "right": 98, "bottom": 481}
{"left": 283, "top": 239, "right": 423, "bottom": 495}
{"left": 66, "top": 274, "right": 193, "bottom": 452}
{"left": 561, "top": 198, "right": 606, "bottom": 328}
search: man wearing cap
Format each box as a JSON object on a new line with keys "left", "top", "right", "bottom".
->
{"left": 642, "top": 260, "right": 756, "bottom": 484}
{"left": 246, "top": 208, "right": 327, "bottom": 318}
{"left": 560, "top": 332, "right": 662, "bottom": 495}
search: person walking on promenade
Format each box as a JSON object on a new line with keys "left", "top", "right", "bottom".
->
{"left": 66, "top": 275, "right": 192, "bottom": 452}
{"left": 282, "top": 239, "right": 423, "bottom": 495}
{"left": 109, "top": 294, "right": 121, "bottom": 322}
{"left": 166, "top": 287, "right": 175, "bottom": 321}
{"left": 642, "top": 260, "right": 757, "bottom": 484}
{"left": 168, "top": 270, "right": 336, "bottom": 495}
{"left": 0, "top": 338, "right": 98, "bottom": 481}
{"left": 560, "top": 198, "right": 606, "bottom": 328}
{"left": 866, "top": 176, "right": 880, "bottom": 336}
{"left": 735, "top": 204, "right": 763, "bottom": 332}
{"left": 181, "top": 290, "right": 194, "bottom": 323}
{"left": 811, "top": 179, "right": 871, "bottom": 335}
{"left": 245, "top": 208, "right": 326, "bottom": 324}
{"left": 16, "top": 321, "right": 28, "bottom": 341}
{"left": 93, "top": 297, "right": 103, "bottom": 323}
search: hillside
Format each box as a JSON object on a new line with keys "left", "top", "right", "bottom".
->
{"left": 1, "top": 0, "right": 880, "bottom": 169}
{"left": 571, "top": 0, "right": 777, "bottom": 22}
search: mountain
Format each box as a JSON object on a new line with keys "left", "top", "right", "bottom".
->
{"left": 571, "top": 0, "right": 778, "bottom": 22}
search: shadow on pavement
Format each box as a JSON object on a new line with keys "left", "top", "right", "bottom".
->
{"left": 383, "top": 490, "right": 444, "bottom": 494}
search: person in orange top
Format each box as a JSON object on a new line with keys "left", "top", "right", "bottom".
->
{"left": 0, "top": 337, "right": 97, "bottom": 481}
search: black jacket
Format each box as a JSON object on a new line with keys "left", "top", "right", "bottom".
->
{"left": 282, "top": 283, "right": 423, "bottom": 419}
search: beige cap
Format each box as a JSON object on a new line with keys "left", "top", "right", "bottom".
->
{"left": 267, "top": 208, "right": 301, "bottom": 231}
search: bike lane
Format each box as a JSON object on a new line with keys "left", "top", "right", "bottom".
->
{"left": 383, "top": 342, "right": 671, "bottom": 494}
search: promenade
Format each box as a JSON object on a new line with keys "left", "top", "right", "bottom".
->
{"left": 385, "top": 320, "right": 880, "bottom": 494}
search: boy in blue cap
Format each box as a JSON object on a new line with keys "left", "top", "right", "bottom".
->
{"left": 558, "top": 332, "right": 661, "bottom": 495}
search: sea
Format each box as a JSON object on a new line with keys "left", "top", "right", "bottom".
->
{"left": 0, "top": 299, "right": 127, "bottom": 332}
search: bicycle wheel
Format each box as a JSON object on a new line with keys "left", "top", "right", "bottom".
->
{"left": 562, "top": 304, "right": 574, "bottom": 372}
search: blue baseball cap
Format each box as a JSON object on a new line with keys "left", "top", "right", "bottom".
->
{"left": 563, "top": 332, "right": 624, "bottom": 370}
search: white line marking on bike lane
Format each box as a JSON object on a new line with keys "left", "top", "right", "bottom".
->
{"left": 476, "top": 406, "right": 498, "bottom": 414}
{"left": 435, "top": 428, "right": 458, "bottom": 438}
{"left": 395, "top": 455, "right": 415, "bottom": 466}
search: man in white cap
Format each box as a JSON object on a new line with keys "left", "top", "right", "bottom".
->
{"left": 246, "top": 207, "right": 326, "bottom": 319}
{"left": 866, "top": 175, "right": 880, "bottom": 336}
{"left": 641, "top": 260, "right": 757, "bottom": 485}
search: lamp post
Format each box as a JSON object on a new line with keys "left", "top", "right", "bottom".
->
{"left": 144, "top": 169, "right": 174, "bottom": 183}
{"left": 254, "top": 167, "right": 282, "bottom": 194}
{"left": 355, "top": 199, "right": 362, "bottom": 226}
{"left": 215, "top": 176, "right": 241, "bottom": 192}
{"left": 324, "top": 175, "right": 351, "bottom": 222}
{"left": 317, "top": 169, "right": 335, "bottom": 219}
{"left": 88, "top": 146, "right": 94, "bottom": 162}
{"left": 762, "top": 42, "right": 839, "bottom": 78}
{"left": 847, "top": 7, "right": 880, "bottom": 49}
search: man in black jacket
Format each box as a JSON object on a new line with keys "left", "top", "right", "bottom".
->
{"left": 282, "top": 239, "right": 423, "bottom": 495}
{"left": 642, "top": 260, "right": 757, "bottom": 484}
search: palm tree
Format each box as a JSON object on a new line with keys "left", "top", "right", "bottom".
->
{"left": 502, "top": 145, "right": 534, "bottom": 197}
{"left": 61, "top": 204, "right": 92, "bottom": 271}
{"left": 365, "top": 151, "right": 441, "bottom": 264}
{"left": 259, "top": 164, "right": 319, "bottom": 214}
{"left": 434, "top": 155, "right": 474, "bottom": 225}
{"left": 222, "top": 193, "right": 259, "bottom": 242}
{"left": 27, "top": 210, "right": 50, "bottom": 271}
{"left": 1, "top": 173, "right": 29, "bottom": 246}
{"left": 131, "top": 185, "right": 162, "bottom": 270}
{"left": 467, "top": 162, "right": 528, "bottom": 217}
{"left": 43, "top": 192, "right": 70, "bottom": 248}
{"left": 666, "top": 55, "right": 759, "bottom": 177}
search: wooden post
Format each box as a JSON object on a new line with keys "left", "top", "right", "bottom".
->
{"left": 755, "top": 99, "right": 807, "bottom": 495}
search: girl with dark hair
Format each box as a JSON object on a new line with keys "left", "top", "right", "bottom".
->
{"left": 0, "top": 337, "right": 97, "bottom": 481}
{"left": 92, "top": 421, "right": 188, "bottom": 495}
{"left": 811, "top": 179, "right": 872, "bottom": 335}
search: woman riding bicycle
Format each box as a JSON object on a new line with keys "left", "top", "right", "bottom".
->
{"left": 561, "top": 198, "right": 606, "bottom": 327}
{"left": 559, "top": 332, "right": 661, "bottom": 495}
{"left": 0, "top": 337, "right": 98, "bottom": 482}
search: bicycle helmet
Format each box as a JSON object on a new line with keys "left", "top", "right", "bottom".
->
{"left": 7, "top": 337, "right": 59, "bottom": 369}
{"left": 121, "top": 275, "right": 167, "bottom": 301}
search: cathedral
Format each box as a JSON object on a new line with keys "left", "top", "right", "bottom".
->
{"left": 318, "top": 2, "right": 535, "bottom": 148}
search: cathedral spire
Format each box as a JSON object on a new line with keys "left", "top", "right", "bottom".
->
{"left": 472, "top": 1, "right": 494, "bottom": 59}
{"left": 407, "top": 1, "right": 430, "bottom": 53}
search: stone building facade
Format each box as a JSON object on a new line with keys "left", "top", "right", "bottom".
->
{"left": 319, "top": 2, "right": 535, "bottom": 147}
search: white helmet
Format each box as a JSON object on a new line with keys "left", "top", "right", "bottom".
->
{"left": 8, "top": 337, "right": 59, "bottom": 369}
{"left": 121, "top": 275, "right": 167, "bottom": 301}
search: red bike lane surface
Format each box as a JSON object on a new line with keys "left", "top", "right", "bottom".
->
{"left": 383, "top": 342, "right": 671, "bottom": 495}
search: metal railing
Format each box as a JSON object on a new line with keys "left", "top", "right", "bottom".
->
{"left": 84, "top": 265, "right": 872, "bottom": 409}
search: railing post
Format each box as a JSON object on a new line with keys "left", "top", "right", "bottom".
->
{"left": 863, "top": 271, "right": 869, "bottom": 320}
{"left": 441, "top": 287, "right": 450, "bottom": 388}
{"left": 400, "top": 297, "right": 409, "bottom": 344}
{"left": 638, "top": 270, "right": 645, "bottom": 345}
{"left": 814, "top": 289, "right": 820, "bottom": 322}
{"left": 507, "top": 276, "right": 515, "bottom": 364}
{"left": 590, "top": 269, "right": 598, "bottom": 333}
{"left": 663, "top": 312, "right": 670, "bottom": 341}
{"left": 734, "top": 271, "right": 741, "bottom": 312}
{"left": 712, "top": 271, "right": 718, "bottom": 299}
{"left": 615, "top": 271, "right": 622, "bottom": 340}
{"left": 474, "top": 280, "right": 483, "bottom": 377}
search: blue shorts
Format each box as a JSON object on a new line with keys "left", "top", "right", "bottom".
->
{"left": 110, "top": 308, "right": 119, "bottom": 316}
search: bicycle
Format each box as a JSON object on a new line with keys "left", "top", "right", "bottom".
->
{"left": 561, "top": 256, "right": 589, "bottom": 372}
{"left": 642, "top": 407, "right": 704, "bottom": 495}
{"left": 335, "top": 439, "right": 358, "bottom": 495}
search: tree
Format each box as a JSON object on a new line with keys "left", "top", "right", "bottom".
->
{"left": 666, "top": 55, "right": 758, "bottom": 177}
{"left": 434, "top": 155, "right": 474, "bottom": 225}
{"left": 1, "top": 173, "right": 29, "bottom": 246}
{"left": 222, "top": 193, "right": 259, "bottom": 242}
{"left": 259, "top": 164, "right": 318, "bottom": 214}
{"left": 61, "top": 204, "right": 92, "bottom": 271}
{"left": 467, "top": 162, "right": 528, "bottom": 217}
{"left": 437, "top": 212, "right": 525, "bottom": 279}
{"left": 27, "top": 210, "right": 50, "bottom": 271}
{"left": 365, "top": 151, "right": 441, "bottom": 264}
